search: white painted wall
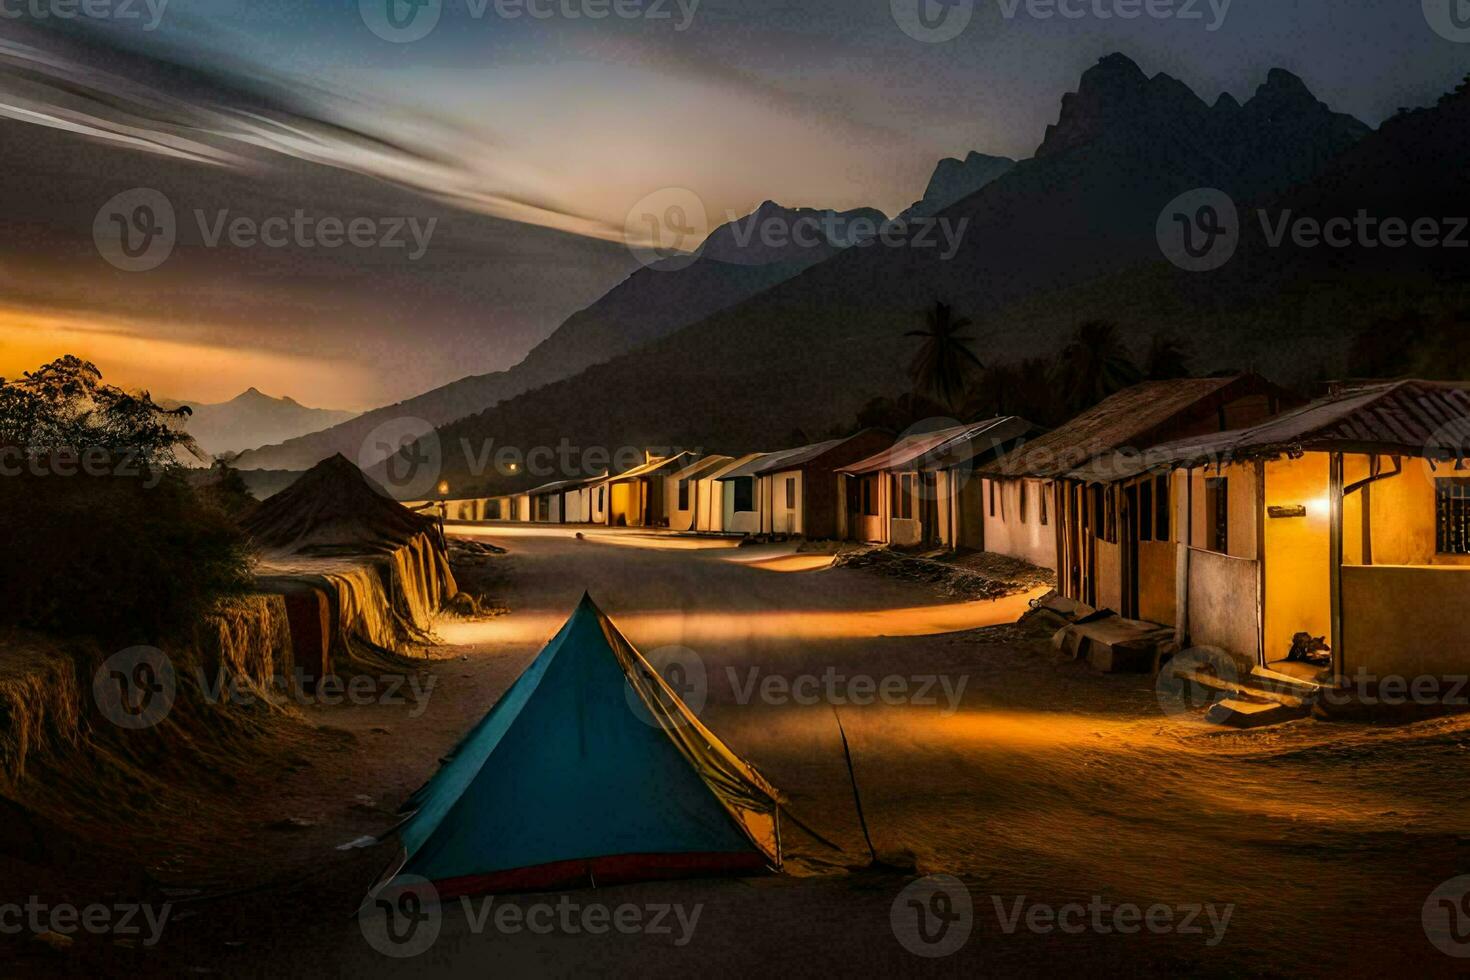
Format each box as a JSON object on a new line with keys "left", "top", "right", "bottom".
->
{"left": 981, "top": 478, "right": 1058, "bottom": 569}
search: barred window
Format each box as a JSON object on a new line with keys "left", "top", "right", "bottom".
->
{"left": 1437, "top": 478, "right": 1470, "bottom": 554}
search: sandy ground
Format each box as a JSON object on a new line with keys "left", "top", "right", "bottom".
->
{"left": 8, "top": 524, "right": 1470, "bottom": 978}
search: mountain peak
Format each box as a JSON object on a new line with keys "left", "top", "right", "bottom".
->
{"left": 1036, "top": 53, "right": 1208, "bottom": 158}
{"left": 900, "top": 151, "right": 1016, "bottom": 220}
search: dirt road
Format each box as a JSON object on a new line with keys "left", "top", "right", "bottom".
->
{"left": 26, "top": 525, "right": 1470, "bottom": 978}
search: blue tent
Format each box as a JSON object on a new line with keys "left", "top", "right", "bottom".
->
{"left": 379, "top": 594, "right": 782, "bottom": 897}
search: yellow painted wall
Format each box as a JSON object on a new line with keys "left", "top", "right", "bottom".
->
{"left": 1343, "top": 565, "right": 1470, "bottom": 676}
{"left": 609, "top": 481, "right": 634, "bottom": 526}
{"left": 1355, "top": 456, "right": 1470, "bottom": 567}
{"left": 1262, "top": 453, "right": 1332, "bottom": 661}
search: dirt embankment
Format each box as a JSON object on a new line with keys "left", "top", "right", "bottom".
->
{"left": 832, "top": 547, "right": 1056, "bottom": 600}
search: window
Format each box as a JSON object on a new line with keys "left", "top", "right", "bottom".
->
{"left": 597, "top": 487, "right": 604, "bottom": 509}
{"left": 1040, "top": 483, "right": 1048, "bottom": 526}
{"left": 536, "top": 496, "right": 549, "bottom": 521}
{"left": 1139, "top": 479, "right": 1154, "bottom": 541}
{"left": 1436, "top": 478, "right": 1470, "bottom": 554}
{"left": 1019, "top": 481, "right": 1029, "bottom": 524}
{"left": 733, "top": 477, "right": 755, "bottom": 513}
{"left": 1155, "top": 475, "right": 1171, "bottom": 541}
{"left": 1092, "top": 486, "right": 1105, "bottom": 538}
{"left": 678, "top": 479, "right": 690, "bottom": 510}
{"left": 989, "top": 480, "right": 997, "bottom": 518}
{"left": 785, "top": 476, "right": 797, "bottom": 509}
{"left": 1206, "top": 477, "right": 1229, "bottom": 553}
{"left": 861, "top": 476, "right": 878, "bottom": 516}
{"left": 891, "top": 473, "right": 916, "bottom": 520}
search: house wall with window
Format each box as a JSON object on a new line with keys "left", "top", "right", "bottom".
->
{"left": 888, "top": 471, "right": 921, "bottom": 547}
{"left": 762, "top": 470, "right": 804, "bottom": 536}
{"left": 851, "top": 473, "right": 884, "bottom": 542}
{"left": 723, "top": 476, "right": 761, "bottom": 534}
{"left": 980, "top": 477, "right": 1057, "bottom": 569}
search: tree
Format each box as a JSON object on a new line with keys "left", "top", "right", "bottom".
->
{"left": 1056, "top": 320, "right": 1142, "bottom": 414}
{"left": 905, "top": 301, "right": 984, "bottom": 413}
{"left": 0, "top": 355, "right": 195, "bottom": 468}
{"left": 1144, "top": 333, "right": 1192, "bottom": 380}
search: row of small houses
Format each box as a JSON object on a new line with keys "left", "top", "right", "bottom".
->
{"left": 421, "top": 375, "right": 1470, "bottom": 687}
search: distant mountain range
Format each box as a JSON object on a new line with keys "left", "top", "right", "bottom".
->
{"left": 231, "top": 196, "right": 1000, "bottom": 473}
{"left": 374, "top": 53, "right": 1470, "bottom": 498}
{"left": 160, "top": 389, "right": 357, "bottom": 458}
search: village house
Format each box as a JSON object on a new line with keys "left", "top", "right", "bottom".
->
{"left": 691, "top": 453, "right": 765, "bottom": 533}
{"left": 977, "top": 375, "right": 1292, "bottom": 572}
{"left": 753, "top": 430, "right": 895, "bottom": 539}
{"left": 1063, "top": 380, "right": 1470, "bottom": 686}
{"left": 560, "top": 473, "right": 610, "bottom": 524}
{"left": 837, "top": 417, "right": 1037, "bottom": 548}
{"left": 665, "top": 455, "right": 734, "bottom": 531}
{"left": 600, "top": 451, "right": 696, "bottom": 527}
{"left": 716, "top": 450, "right": 802, "bottom": 535}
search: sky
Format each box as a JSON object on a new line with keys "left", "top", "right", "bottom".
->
{"left": 0, "top": 1, "right": 1465, "bottom": 408}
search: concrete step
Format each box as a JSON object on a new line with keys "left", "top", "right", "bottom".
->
{"left": 1174, "top": 666, "right": 1312, "bottom": 710}
{"left": 1205, "top": 697, "right": 1310, "bottom": 729}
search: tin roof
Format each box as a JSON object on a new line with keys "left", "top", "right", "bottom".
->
{"left": 838, "top": 417, "right": 1035, "bottom": 475}
{"left": 981, "top": 375, "right": 1288, "bottom": 479}
{"left": 1066, "top": 381, "right": 1470, "bottom": 484}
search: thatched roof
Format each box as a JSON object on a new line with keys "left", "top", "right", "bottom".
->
{"left": 1067, "top": 380, "right": 1470, "bottom": 484}
{"left": 241, "top": 454, "right": 437, "bottom": 557}
{"left": 980, "top": 375, "right": 1287, "bottom": 480}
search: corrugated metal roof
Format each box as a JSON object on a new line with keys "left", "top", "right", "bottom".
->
{"left": 981, "top": 375, "right": 1283, "bottom": 479}
{"left": 1066, "top": 381, "right": 1470, "bottom": 484}
{"left": 606, "top": 451, "right": 695, "bottom": 482}
{"left": 717, "top": 447, "right": 809, "bottom": 481}
{"left": 838, "top": 417, "right": 1032, "bottom": 475}
{"left": 527, "top": 473, "right": 608, "bottom": 496}
{"left": 670, "top": 455, "right": 734, "bottom": 482}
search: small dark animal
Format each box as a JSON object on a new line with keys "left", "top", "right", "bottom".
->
{"left": 1286, "top": 632, "right": 1331, "bottom": 666}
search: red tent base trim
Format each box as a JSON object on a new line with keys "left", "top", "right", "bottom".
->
{"left": 425, "top": 851, "right": 771, "bottom": 899}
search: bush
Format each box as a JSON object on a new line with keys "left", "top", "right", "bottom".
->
{"left": 0, "top": 468, "right": 253, "bottom": 645}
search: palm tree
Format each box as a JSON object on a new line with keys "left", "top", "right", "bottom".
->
{"left": 906, "top": 301, "right": 984, "bottom": 413}
{"left": 1144, "top": 333, "right": 1191, "bottom": 380}
{"left": 1056, "top": 320, "right": 1142, "bottom": 413}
